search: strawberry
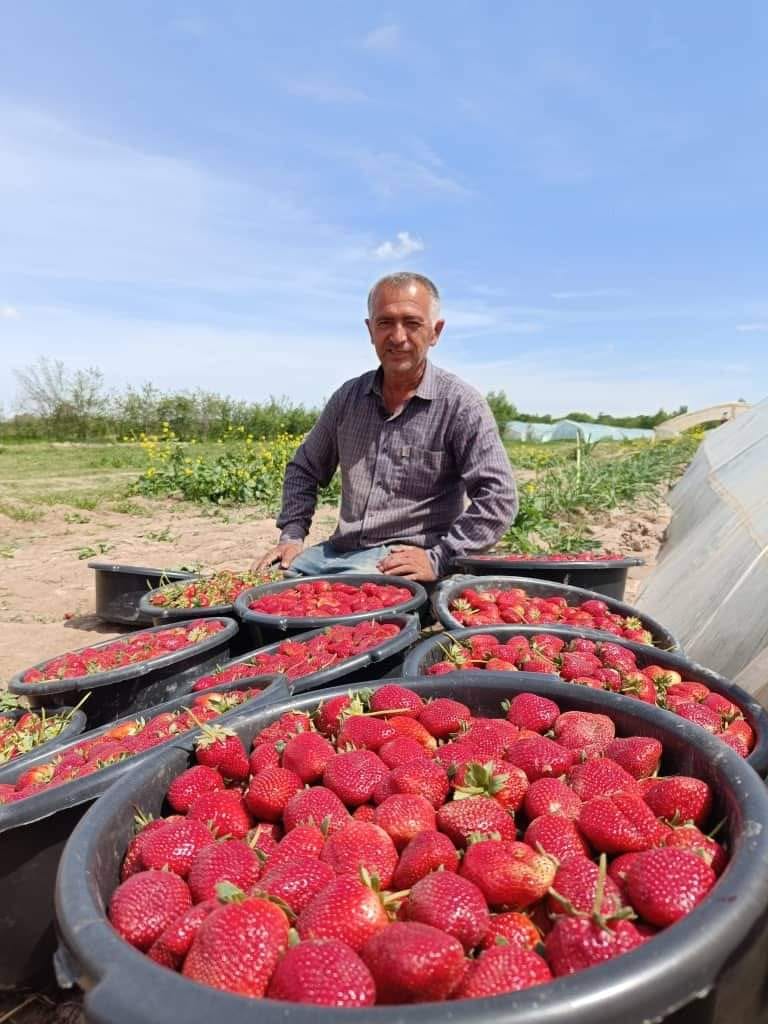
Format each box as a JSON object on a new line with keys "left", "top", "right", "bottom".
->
{"left": 194, "top": 725, "right": 249, "bottom": 782}
{"left": 523, "top": 778, "right": 582, "bottom": 821}
{"left": 426, "top": 660, "right": 458, "bottom": 675}
{"left": 485, "top": 657, "right": 518, "bottom": 672}
{"left": 187, "top": 789, "right": 253, "bottom": 839}
{"left": 247, "top": 822, "right": 281, "bottom": 860}
{"left": 389, "top": 759, "right": 450, "bottom": 808}
{"left": 248, "top": 742, "right": 281, "bottom": 774}
{"left": 385, "top": 715, "right": 437, "bottom": 750}
{"left": 378, "top": 737, "right": 430, "bottom": 768}
{"left": 281, "top": 732, "right": 336, "bottom": 783}
{"left": 337, "top": 715, "right": 396, "bottom": 751}
{"left": 625, "top": 847, "right": 716, "bottom": 926}
{"left": 369, "top": 684, "right": 424, "bottom": 715}
{"left": 283, "top": 786, "right": 350, "bottom": 834}
{"left": 547, "top": 855, "right": 622, "bottom": 916}
{"left": 296, "top": 876, "right": 390, "bottom": 951}
{"left": 607, "top": 852, "right": 644, "bottom": 899}
{"left": 463, "top": 717, "right": 520, "bottom": 756}
{"left": 418, "top": 698, "right": 472, "bottom": 739}
{"left": 405, "top": 871, "right": 490, "bottom": 951}
{"left": 554, "top": 711, "right": 615, "bottom": 752}
{"left": 147, "top": 898, "right": 219, "bottom": 969}
{"left": 673, "top": 702, "right": 722, "bottom": 733}
{"left": 545, "top": 915, "right": 644, "bottom": 976}
{"left": 183, "top": 890, "right": 290, "bottom": 996}
{"left": 140, "top": 818, "right": 215, "bottom": 877}
{"left": 505, "top": 736, "right": 577, "bottom": 781}
{"left": 558, "top": 652, "right": 603, "bottom": 681}
{"left": 258, "top": 855, "right": 336, "bottom": 914}
{"left": 120, "top": 813, "right": 180, "bottom": 881}
{"left": 532, "top": 633, "right": 566, "bottom": 659}
{"left": 373, "top": 794, "right": 436, "bottom": 849}
{"left": 452, "top": 759, "right": 528, "bottom": 812}
{"left": 437, "top": 795, "right": 516, "bottom": 846}
{"left": 597, "top": 642, "right": 637, "bottom": 672}
{"left": 360, "top": 922, "right": 465, "bottom": 1003}
{"left": 604, "top": 737, "right": 662, "bottom": 779}
{"left": 187, "top": 838, "right": 262, "bottom": 903}
{"left": 643, "top": 777, "right": 712, "bottom": 827}
{"left": 460, "top": 838, "right": 556, "bottom": 908}
{"left": 480, "top": 911, "right": 541, "bottom": 951}
{"left": 455, "top": 943, "right": 552, "bottom": 997}
{"left": 266, "top": 824, "right": 325, "bottom": 870}
{"left": 245, "top": 766, "right": 303, "bottom": 821}
{"left": 567, "top": 759, "right": 641, "bottom": 801}
{"left": 315, "top": 694, "right": 353, "bottom": 737}
{"left": 524, "top": 813, "right": 590, "bottom": 862}
{"left": 520, "top": 655, "right": 558, "bottom": 674}
{"left": 620, "top": 672, "right": 658, "bottom": 704}
{"left": 267, "top": 938, "right": 376, "bottom": 1007}
{"left": 320, "top": 821, "right": 399, "bottom": 888}
{"left": 663, "top": 825, "right": 728, "bottom": 875}
{"left": 323, "top": 750, "right": 389, "bottom": 807}
{"left": 578, "top": 793, "right": 667, "bottom": 853}
{"left": 166, "top": 765, "right": 225, "bottom": 814}
{"left": 391, "top": 830, "right": 460, "bottom": 889}
{"left": 109, "top": 869, "right": 192, "bottom": 951}
{"left": 257, "top": 711, "right": 312, "bottom": 747}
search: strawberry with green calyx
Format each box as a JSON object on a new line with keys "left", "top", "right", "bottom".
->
{"left": 604, "top": 736, "right": 662, "bottom": 779}
{"left": 643, "top": 776, "right": 713, "bottom": 828}
{"left": 187, "top": 837, "right": 263, "bottom": 903}
{"left": 547, "top": 854, "right": 623, "bottom": 917}
{"left": 452, "top": 759, "right": 528, "bottom": 812}
{"left": 267, "top": 937, "right": 376, "bottom": 1007}
{"left": 418, "top": 697, "right": 472, "bottom": 739}
{"left": 663, "top": 823, "right": 727, "bottom": 875}
{"left": 120, "top": 810, "right": 181, "bottom": 881}
{"left": 480, "top": 911, "right": 541, "bottom": 951}
{"left": 460, "top": 836, "right": 556, "bottom": 908}
{"left": 193, "top": 722, "right": 249, "bottom": 782}
{"left": 140, "top": 817, "right": 216, "bottom": 878}
{"left": 437, "top": 795, "right": 516, "bottom": 847}
{"left": 258, "top": 855, "right": 336, "bottom": 914}
{"left": 319, "top": 820, "right": 399, "bottom": 888}
{"left": 625, "top": 847, "right": 716, "bottom": 926}
{"left": 283, "top": 785, "right": 350, "bottom": 834}
{"left": 455, "top": 942, "right": 552, "bottom": 998}
{"left": 109, "top": 869, "right": 193, "bottom": 951}
{"left": 296, "top": 868, "right": 402, "bottom": 951}
{"left": 187, "top": 789, "right": 253, "bottom": 839}
{"left": 524, "top": 813, "right": 589, "bottom": 862}
{"left": 360, "top": 921, "right": 466, "bottom": 1003}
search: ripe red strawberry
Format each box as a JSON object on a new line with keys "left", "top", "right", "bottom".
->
{"left": 267, "top": 938, "right": 376, "bottom": 1007}
{"left": 337, "top": 715, "right": 396, "bottom": 751}
{"left": 389, "top": 759, "right": 450, "bottom": 808}
{"left": 194, "top": 725, "right": 249, "bottom": 782}
{"left": 546, "top": 915, "right": 644, "bottom": 975}
{"left": 463, "top": 717, "right": 520, "bottom": 756}
{"left": 426, "top": 660, "right": 458, "bottom": 675}
{"left": 320, "top": 821, "right": 399, "bottom": 888}
{"left": 258, "top": 855, "right": 336, "bottom": 914}
{"left": 663, "top": 825, "right": 728, "bottom": 875}
{"left": 554, "top": 711, "right": 615, "bottom": 752}
{"left": 323, "top": 750, "right": 389, "bottom": 807}
{"left": 257, "top": 711, "right": 312, "bottom": 747}
{"left": 523, "top": 778, "right": 582, "bottom": 821}
{"left": 453, "top": 759, "right": 529, "bottom": 812}
{"left": 418, "top": 698, "right": 472, "bottom": 739}
{"left": 723, "top": 718, "right": 754, "bottom": 755}
{"left": 480, "top": 911, "right": 541, "bottom": 951}
{"left": 283, "top": 785, "right": 350, "bottom": 834}
{"left": 532, "top": 633, "right": 566, "bottom": 659}
{"left": 147, "top": 898, "right": 219, "bottom": 969}
{"left": 140, "top": 818, "right": 215, "bottom": 877}
{"left": 360, "top": 922, "right": 465, "bottom": 1003}
{"left": 597, "top": 642, "right": 637, "bottom": 672}
{"left": 166, "top": 765, "right": 225, "bottom": 814}
{"left": 405, "top": 871, "right": 490, "bottom": 951}
{"left": 455, "top": 943, "right": 552, "bottom": 998}
{"left": 120, "top": 813, "right": 181, "bottom": 881}
{"left": 520, "top": 655, "right": 558, "bottom": 674}
{"left": 391, "top": 830, "right": 460, "bottom": 889}
{"left": 378, "top": 737, "right": 431, "bottom": 768}
{"left": 460, "top": 838, "right": 556, "bottom": 908}
{"left": 281, "top": 731, "right": 336, "bottom": 783}
{"left": 673, "top": 701, "right": 722, "bottom": 733}
{"left": 373, "top": 794, "right": 436, "bottom": 849}
{"left": 315, "top": 694, "right": 353, "bottom": 736}
{"left": 187, "top": 838, "right": 262, "bottom": 903}
{"left": 266, "top": 824, "right": 325, "bottom": 871}
{"left": 187, "top": 789, "right": 253, "bottom": 839}
{"left": 245, "top": 766, "right": 303, "bottom": 821}
{"left": 369, "top": 684, "right": 423, "bottom": 715}
{"left": 109, "top": 869, "right": 192, "bottom": 951}
{"left": 558, "top": 652, "right": 603, "bottom": 681}
{"left": 625, "top": 847, "right": 716, "bottom": 925}
{"left": 505, "top": 736, "right": 577, "bottom": 781}
{"left": 567, "top": 758, "right": 641, "bottom": 801}
{"left": 643, "top": 776, "right": 712, "bottom": 827}
{"left": 524, "top": 813, "right": 590, "bottom": 862}
{"left": 437, "top": 796, "right": 516, "bottom": 846}
{"left": 604, "top": 736, "right": 662, "bottom": 779}
{"left": 183, "top": 892, "right": 290, "bottom": 996}
{"left": 607, "top": 851, "right": 644, "bottom": 899}
{"left": 578, "top": 793, "right": 667, "bottom": 853}
{"left": 247, "top": 822, "right": 281, "bottom": 860}
{"left": 547, "top": 855, "right": 622, "bottom": 916}
{"left": 385, "top": 715, "right": 437, "bottom": 750}
{"left": 248, "top": 742, "right": 281, "bottom": 774}
{"left": 296, "top": 876, "right": 390, "bottom": 951}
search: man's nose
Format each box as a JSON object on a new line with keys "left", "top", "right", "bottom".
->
{"left": 390, "top": 322, "right": 408, "bottom": 343}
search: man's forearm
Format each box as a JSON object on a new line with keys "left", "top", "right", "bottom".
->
{"left": 428, "top": 478, "right": 519, "bottom": 574}
{"left": 275, "top": 460, "right": 321, "bottom": 542}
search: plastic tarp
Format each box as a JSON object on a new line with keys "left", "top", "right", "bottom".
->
{"left": 505, "top": 419, "right": 655, "bottom": 442}
{"left": 637, "top": 398, "right": 768, "bottom": 689}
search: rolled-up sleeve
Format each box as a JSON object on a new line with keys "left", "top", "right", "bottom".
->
{"left": 276, "top": 394, "right": 340, "bottom": 544}
{"left": 426, "top": 401, "right": 518, "bottom": 575}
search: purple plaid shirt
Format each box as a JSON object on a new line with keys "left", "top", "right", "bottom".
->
{"left": 277, "top": 361, "right": 518, "bottom": 574}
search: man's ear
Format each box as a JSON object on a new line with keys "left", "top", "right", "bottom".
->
{"left": 431, "top": 319, "right": 446, "bottom": 345}
{"left": 365, "top": 318, "right": 374, "bottom": 344}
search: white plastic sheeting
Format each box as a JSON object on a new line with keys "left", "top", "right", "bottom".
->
{"left": 506, "top": 419, "right": 655, "bottom": 443}
{"left": 637, "top": 398, "right": 768, "bottom": 689}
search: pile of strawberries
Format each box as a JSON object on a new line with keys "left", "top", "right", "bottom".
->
{"left": 472, "top": 552, "right": 624, "bottom": 563}
{"left": 247, "top": 580, "right": 414, "bottom": 619}
{"left": 0, "top": 708, "right": 78, "bottom": 765}
{"left": 192, "top": 621, "right": 403, "bottom": 692}
{"left": 150, "top": 571, "right": 278, "bottom": 609}
{"left": 107, "top": 685, "right": 725, "bottom": 1006}
{"left": 22, "top": 620, "right": 227, "bottom": 683}
{"left": 449, "top": 587, "right": 654, "bottom": 644}
{"left": 0, "top": 687, "right": 262, "bottom": 805}
{"left": 425, "top": 632, "right": 755, "bottom": 757}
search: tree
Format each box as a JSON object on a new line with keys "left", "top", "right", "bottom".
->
{"left": 486, "top": 390, "right": 518, "bottom": 435}
{"left": 14, "top": 357, "right": 109, "bottom": 439}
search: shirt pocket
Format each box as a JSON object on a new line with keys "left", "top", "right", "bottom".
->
{"left": 391, "top": 445, "right": 451, "bottom": 498}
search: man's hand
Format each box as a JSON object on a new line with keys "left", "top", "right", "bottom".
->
{"left": 377, "top": 545, "right": 437, "bottom": 582}
{"left": 253, "top": 541, "right": 303, "bottom": 572}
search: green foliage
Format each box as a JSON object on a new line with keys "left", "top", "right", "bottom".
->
{"left": 486, "top": 390, "right": 518, "bottom": 435}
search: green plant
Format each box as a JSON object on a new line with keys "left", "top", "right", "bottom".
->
{"left": 0, "top": 501, "right": 44, "bottom": 523}
{"left": 143, "top": 526, "right": 177, "bottom": 543}
{"left": 64, "top": 510, "right": 91, "bottom": 524}
{"left": 77, "top": 541, "right": 113, "bottom": 559}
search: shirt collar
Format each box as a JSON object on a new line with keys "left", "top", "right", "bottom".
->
{"left": 368, "top": 361, "right": 438, "bottom": 401}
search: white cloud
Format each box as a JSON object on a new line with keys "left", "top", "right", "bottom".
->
{"left": 357, "top": 152, "right": 468, "bottom": 198}
{"left": 372, "top": 231, "right": 424, "bottom": 260}
{"left": 283, "top": 79, "right": 367, "bottom": 103}
{"left": 0, "top": 306, "right": 20, "bottom": 319}
{"left": 736, "top": 323, "right": 768, "bottom": 333}
{"left": 363, "top": 25, "right": 400, "bottom": 51}
{"left": 551, "top": 288, "right": 632, "bottom": 300}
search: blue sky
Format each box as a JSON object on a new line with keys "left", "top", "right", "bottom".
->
{"left": 1, "top": 2, "right": 766, "bottom": 416}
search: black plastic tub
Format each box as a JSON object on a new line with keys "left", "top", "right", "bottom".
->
{"left": 7, "top": 618, "right": 240, "bottom": 728}
{"left": 89, "top": 562, "right": 197, "bottom": 626}
{"left": 401, "top": 624, "right": 768, "bottom": 776}
{"left": 0, "top": 705, "right": 88, "bottom": 771}
{"left": 187, "top": 612, "right": 422, "bottom": 695}
{"left": 0, "top": 674, "right": 286, "bottom": 990}
{"left": 433, "top": 575, "right": 681, "bottom": 651}
{"left": 56, "top": 674, "right": 768, "bottom": 1024}
{"left": 234, "top": 574, "right": 427, "bottom": 648}
{"left": 451, "top": 555, "right": 644, "bottom": 601}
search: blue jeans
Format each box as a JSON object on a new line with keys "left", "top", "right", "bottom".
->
{"left": 285, "top": 541, "right": 391, "bottom": 577}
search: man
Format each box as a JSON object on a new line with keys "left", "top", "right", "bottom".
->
{"left": 256, "top": 272, "right": 517, "bottom": 582}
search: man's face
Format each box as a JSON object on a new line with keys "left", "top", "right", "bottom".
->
{"left": 366, "top": 282, "right": 445, "bottom": 379}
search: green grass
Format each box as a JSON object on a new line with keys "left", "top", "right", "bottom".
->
{"left": 0, "top": 501, "right": 44, "bottom": 522}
